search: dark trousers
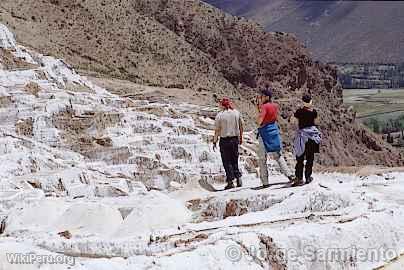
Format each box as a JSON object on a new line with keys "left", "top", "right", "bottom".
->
{"left": 219, "top": 137, "right": 242, "bottom": 183}
{"left": 295, "top": 140, "right": 316, "bottom": 180}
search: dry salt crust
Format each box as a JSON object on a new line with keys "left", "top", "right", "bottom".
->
{"left": 0, "top": 23, "right": 404, "bottom": 270}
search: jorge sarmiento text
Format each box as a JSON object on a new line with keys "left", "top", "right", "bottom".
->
{"left": 6, "top": 252, "right": 75, "bottom": 266}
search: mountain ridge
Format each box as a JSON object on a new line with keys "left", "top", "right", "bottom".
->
{"left": 204, "top": 0, "right": 404, "bottom": 63}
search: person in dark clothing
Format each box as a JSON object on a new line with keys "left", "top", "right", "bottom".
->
{"left": 213, "top": 98, "right": 244, "bottom": 189}
{"left": 292, "top": 95, "right": 321, "bottom": 186}
{"left": 218, "top": 136, "right": 242, "bottom": 188}
{"left": 294, "top": 108, "right": 318, "bottom": 130}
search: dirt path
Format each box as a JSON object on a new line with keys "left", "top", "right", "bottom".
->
{"left": 317, "top": 165, "right": 404, "bottom": 176}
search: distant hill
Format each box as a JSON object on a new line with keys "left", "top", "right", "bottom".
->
{"left": 204, "top": 0, "right": 404, "bottom": 63}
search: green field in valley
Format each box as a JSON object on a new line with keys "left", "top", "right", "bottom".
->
{"left": 343, "top": 88, "right": 404, "bottom": 121}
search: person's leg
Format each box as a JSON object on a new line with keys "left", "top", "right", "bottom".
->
{"left": 269, "top": 152, "right": 293, "bottom": 180}
{"left": 295, "top": 154, "right": 305, "bottom": 181}
{"left": 230, "top": 137, "right": 241, "bottom": 178}
{"left": 304, "top": 143, "right": 315, "bottom": 183}
{"left": 219, "top": 139, "right": 235, "bottom": 185}
{"left": 230, "top": 137, "right": 242, "bottom": 187}
{"left": 257, "top": 136, "right": 269, "bottom": 186}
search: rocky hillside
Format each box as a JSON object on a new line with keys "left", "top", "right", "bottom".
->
{"left": 205, "top": 0, "right": 404, "bottom": 63}
{"left": 0, "top": 0, "right": 402, "bottom": 166}
{"left": 2, "top": 23, "right": 404, "bottom": 270}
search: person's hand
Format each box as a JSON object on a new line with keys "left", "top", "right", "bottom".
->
{"left": 239, "top": 137, "right": 243, "bottom": 145}
{"left": 213, "top": 142, "right": 217, "bottom": 151}
{"left": 255, "top": 96, "right": 260, "bottom": 107}
{"left": 256, "top": 96, "right": 262, "bottom": 112}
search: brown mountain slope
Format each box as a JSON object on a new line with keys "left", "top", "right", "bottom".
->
{"left": 205, "top": 0, "right": 404, "bottom": 63}
{"left": 0, "top": 0, "right": 402, "bottom": 166}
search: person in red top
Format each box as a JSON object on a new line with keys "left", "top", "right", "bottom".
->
{"left": 256, "top": 87, "right": 295, "bottom": 187}
{"left": 259, "top": 97, "right": 278, "bottom": 125}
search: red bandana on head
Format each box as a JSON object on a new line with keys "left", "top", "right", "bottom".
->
{"left": 221, "top": 98, "right": 233, "bottom": 109}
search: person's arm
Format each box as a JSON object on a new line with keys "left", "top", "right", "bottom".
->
{"left": 213, "top": 128, "right": 220, "bottom": 151}
{"left": 313, "top": 109, "right": 320, "bottom": 125}
{"left": 239, "top": 114, "right": 244, "bottom": 145}
{"left": 213, "top": 115, "right": 221, "bottom": 150}
{"left": 289, "top": 111, "right": 296, "bottom": 125}
{"left": 290, "top": 109, "right": 300, "bottom": 126}
{"left": 256, "top": 105, "right": 265, "bottom": 126}
{"left": 294, "top": 109, "right": 300, "bottom": 118}
{"left": 313, "top": 109, "right": 318, "bottom": 119}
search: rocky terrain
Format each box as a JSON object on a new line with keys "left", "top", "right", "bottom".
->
{"left": 1, "top": 22, "right": 404, "bottom": 270}
{"left": 0, "top": 0, "right": 402, "bottom": 167}
{"left": 205, "top": 0, "right": 404, "bottom": 63}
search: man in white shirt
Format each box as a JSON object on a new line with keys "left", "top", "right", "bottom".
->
{"left": 213, "top": 97, "right": 244, "bottom": 189}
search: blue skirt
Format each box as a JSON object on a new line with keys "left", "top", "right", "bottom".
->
{"left": 258, "top": 122, "right": 282, "bottom": 153}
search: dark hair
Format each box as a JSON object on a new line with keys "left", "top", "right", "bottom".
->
{"left": 302, "top": 94, "right": 312, "bottom": 103}
{"left": 261, "top": 89, "right": 272, "bottom": 98}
